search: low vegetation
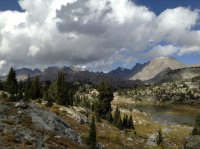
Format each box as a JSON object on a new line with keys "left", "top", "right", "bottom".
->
{"left": 0, "top": 67, "right": 200, "bottom": 148}
{"left": 118, "top": 76, "right": 200, "bottom": 106}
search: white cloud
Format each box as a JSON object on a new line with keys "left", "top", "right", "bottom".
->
{"left": 28, "top": 45, "right": 40, "bottom": 56}
{"left": 146, "top": 45, "right": 179, "bottom": 59}
{"left": 178, "top": 46, "right": 200, "bottom": 55}
{"left": 0, "top": 60, "right": 5, "bottom": 69}
{"left": 153, "top": 7, "right": 200, "bottom": 47}
{"left": 0, "top": 0, "right": 199, "bottom": 74}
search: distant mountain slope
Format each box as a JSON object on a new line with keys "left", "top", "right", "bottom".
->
{"left": 150, "top": 67, "right": 200, "bottom": 84}
{"left": 129, "top": 57, "right": 185, "bottom": 81}
{"left": 16, "top": 68, "right": 41, "bottom": 76}
{"left": 39, "top": 67, "right": 143, "bottom": 89}
{"left": 108, "top": 63, "right": 144, "bottom": 80}
{"left": 108, "top": 67, "right": 132, "bottom": 79}
{"left": 1, "top": 57, "right": 199, "bottom": 85}
{"left": 16, "top": 68, "right": 42, "bottom": 81}
{"left": 0, "top": 68, "right": 42, "bottom": 81}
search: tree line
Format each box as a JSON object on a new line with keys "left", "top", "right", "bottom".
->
{"left": 0, "top": 67, "right": 74, "bottom": 105}
{"left": 0, "top": 68, "right": 116, "bottom": 118}
{"left": 0, "top": 67, "right": 137, "bottom": 148}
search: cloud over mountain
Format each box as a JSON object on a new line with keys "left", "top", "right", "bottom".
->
{"left": 0, "top": 0, "right": 199, "bottom": 74}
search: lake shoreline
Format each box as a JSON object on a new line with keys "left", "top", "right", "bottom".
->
{"left": 112, "top": 96, "right": 199, "bottom": 126}
{"left": 112, "top": 98, "right": 193, "bottom": 147}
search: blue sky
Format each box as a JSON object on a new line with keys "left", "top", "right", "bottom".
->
{"left": 136, "top": 0, "right": 200, "bottom": 66}
{"left": 0, "top": 0, "right": 200, "bottom": 72}
{"left": 0, "top": 0, "right": 22, "bottom": 11}
{"left": 1, "top": 0, "right": 199, "bottom": 13}
{"left": 136, "top": 0, "right": 200, "bottom": 15}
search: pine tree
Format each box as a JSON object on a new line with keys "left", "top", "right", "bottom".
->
{"left": 0, "top": 79, "right": 3, "bottom": 90}
{"left": 128, "top": 115, "right": 134, "bottom": 129}
{"left": 113, "top": 107, "right": 120, "bottom": 125}
{"left": 5, "top": 67, "right": 18, "bottom": 95}
{"left": 107, "top": 110, "right": 113, "bottom": 124}
{"left": 116, "top": 115, "right": 122, "bottom": 129}
{"left": 88, "top": 115, "right": 96, "bottom": 147}
{"left": 31, "top": 76, "right": 41, "bottom": 99}
{"left": 67, "top": 89, "right": 74, "bottom": 106}
{"left": 156, "top": 128, "right": 163, "bottom": 146}
{"left": 17, "top": 81, "right": 23, "bottom": 100}
{"left": 24, "top": 75, "right": 32, "bottom": 101}
{"left": 56, "top": 70, "right": 68, "bottom": 105}
{"left": 43, "top": 91, "right": 53, "bottom": 107}
{"left": 113, "top": 107, "right": 123, "bottom": 129}
{"left": 97, "top": 81, "right": 113, "bottom": 118}
{"left": 95, "top": 113, "right": 101, "bottom": 123}
{"left": 123, "top": 114, "right": 128, "bottom": 128}
{"left": 47, "top": 81, "right": 57, "bottom": 102}
{"left": 192, "top": 113, "right": 200, "bottom": 135}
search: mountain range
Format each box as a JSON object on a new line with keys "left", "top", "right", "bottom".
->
{"left": 1, "top": 57, "right": 200, "bottom": 86}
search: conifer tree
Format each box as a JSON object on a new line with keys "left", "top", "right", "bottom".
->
{"left": 17, "top": 81, "right": 23, "bottom": 100}
{"left": 128, "top": 115, "right": 134, "bottom": 129}
{"left": 67, "top": 89, "right": 74, "bottom": 106}
{"left": 107, "top": 110, "right": 113, "bottom": 124}
{"left": 116, "top": 115, "right": 122, "bottom": 129}
{"left": 47, "top": 81, "right": 57, "bottom": 102}
{"left": 97, "top": 81, "right": 113, "bottom": 118}
{"left": 113, "top": 107, "right": 123, "bottom": 129}
{"left": 95, "top": 112, "right": 101, "bottom": 123}
{"left": 31, "top": 76, "right": 41, "bottom": 99}
{"left": 0, "top": 79, "right": 3, "bottom": 90}
{"left": 56, "top": 70, "right": 68, "bottom": 105}
{"left": 24, "top": 75, "right": 32, "bottom": 100}
{"left": 25, "top": 75, "right": 31, "bottom": 98}
{"left": 113, "top": 107, "right": 120, "bottom": 125}
{"left": 192, "top": 113, "right": 200, "bottom": 135}
{"left": 43, "top": 91, "right": 53, "bottom": 107}
{"left": 123, "top": 114, "right": 128, "bottom": 127}
{"left": 156, "top": 128, "right": 163, "bottom": 146}
{"left": 88, "top": 115, "right": 96, "bottom": 147}
{"left": 5, "top": 67, "right": 18, "bottom": 95}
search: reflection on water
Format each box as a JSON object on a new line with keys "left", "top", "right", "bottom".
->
{"left": 120, "top": 104, "right": 195, "bottom": 125}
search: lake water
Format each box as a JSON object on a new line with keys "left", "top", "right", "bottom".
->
{"left": 122, "top": 104, "right": 195, "bottom": 125}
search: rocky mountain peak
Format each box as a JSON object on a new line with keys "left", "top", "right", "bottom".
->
{"left": 70, "top": 66, "right": 81, "bottom": 72}
{"left": 129, "top": 57, "right": 185, "bottom": 81}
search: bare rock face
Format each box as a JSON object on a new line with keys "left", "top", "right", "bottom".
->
{"left": 15, "top": 101, "right": 28, "bottom": 109}
{"left": 185, "top": 135, "right": 200, "bottom": 149}
{"left": 150, "top": 67, "right": 200, "bottom": 84}
{"left": 29, "top": 103, "right": 82, "bottom": 143}
{"left": 130, "top": 57, "right": 185, "bottom": 81}
{"left": 0, "top": 102, "right": 82, "bottom": 149}
{"left": 59, "top": 106, "right": 89, "bottom": 124}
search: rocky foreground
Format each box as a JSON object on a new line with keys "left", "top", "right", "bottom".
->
{"left": 0, "top": 101, "right": 84, "bottom": 149}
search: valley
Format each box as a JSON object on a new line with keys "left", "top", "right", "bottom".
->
{"left": 0, "top": 57, "right": 200, "bottom": 149}
{"left": 1, "top": 0, "right": 200, "bottom": 148}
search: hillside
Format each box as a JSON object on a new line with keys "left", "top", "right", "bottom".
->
{"left": 0, "top": 100, "right": 84, "bottom": 149}
{"left": 108, "top": 63, "right": 144, "bottom": 80}
{"left": 148, "top": 67, "right": 200, "bottom": 84}
{"left": 1, "top": 57, "right": 200, "bottom": 86}
{"left": 129, "top": 57, "right": 185, "bottom": 81}
{"left": 0, "top": 96, "right": 147, "bottom": 148}
{"left": 119, "top": 75, "right": 200, "bottom": 105}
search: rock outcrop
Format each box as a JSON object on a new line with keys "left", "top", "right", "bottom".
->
{"left": 185, "top": 135, "right": 200, "bottom": 149}
{"left": 0, "top": 101, "right": 82, "bottom": 149}
{"left": 129, "top": 57, "right": 185, "bottom": 81}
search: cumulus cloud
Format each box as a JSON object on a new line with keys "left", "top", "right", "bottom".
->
{"left": 0, "top": 0, "right": 199, "bottom": 74}
{"left": 146, "top": 45, "right": 179, "bottom": 59}
{"left": 153, "top": 7, "right": 200, "bottom": 47}
{"left": 178, "top": 46, "right": 200, "bottom": 55}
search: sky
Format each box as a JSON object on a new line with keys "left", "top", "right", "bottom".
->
{"left": 0, "top": 0, "right": 200, "bottom": 74}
